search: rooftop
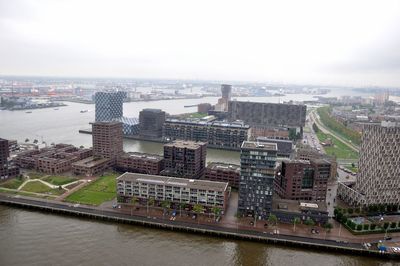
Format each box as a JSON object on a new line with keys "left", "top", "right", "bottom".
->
{"left": 272, "top": 198, "right": 328, "bottom": 213}
{"left": 117, "top": 172, "right": 229, "bottom": 192}
{"left": 164, "top": 140, "right": 207, "bottom": 149}
{"left": 120, "top": 152, "right": 163, "bottom": 162}
{"left": 165, "top": 118, "right": 250, "bottom": 129}
{"left": 241, "top": 141, "right": 278, "bottom": 151}
{"left": 72, "top": 156, "right": 110, "bottom": 167}
{"left": 207, "top": 162, "right": 240, "bottom": 172}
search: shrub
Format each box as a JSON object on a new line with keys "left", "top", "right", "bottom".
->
{"left": 363, "top": 224, "right": 370, "bottom": 231}
{"left": 383, "top": 222, "right": 389, "bottom": 230}
{"left": 356, "top": 224, "right": 362, "bottom": 231}
{"left": 390, "top": 222, "right": 397, "bottom": 229}
{"left": 370, "top": 224, "right": 377, "bottom": 230}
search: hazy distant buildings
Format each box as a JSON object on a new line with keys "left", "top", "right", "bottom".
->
{"left": 214, "top": 84, "right": 232, "bottom": 112}
{"left": 238, "top": 141, "right": 277, "bottom": 219}
{"left": 228, "top": 101, "right": 307, "bottom": 130}
{"left": 161, "top": 140, "right": 207, "bottom": 179}
{"left": 338, "top": 121, "right": 400, "bottom": 207}
{"left": 95, "top": 91, "right": 126, "bottom": 122}
{"left": 139, "top": 109, "right": 166, "bottom": 138}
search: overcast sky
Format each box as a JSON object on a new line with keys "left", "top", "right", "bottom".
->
{"left": 1, "top": 0, "right": 400, "bottom": 87}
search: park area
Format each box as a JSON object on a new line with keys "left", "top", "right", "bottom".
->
{"left": 65, "top": 173, "right": 118, "bottom": 205}
{"left": 316, "top": 130, "right": 359, "bottom": 160}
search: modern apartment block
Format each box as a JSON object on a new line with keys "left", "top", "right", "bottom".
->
{"left": 204, "top": 162, "right": 240, "bottom": 189}
{"left": 275, "top": 159, "right": 331, "bottom": 202}
{"left": 0, "top": 138, "right": 19, "bottom": 180}
{"left": 256, "top": 137, "right": 294, "bottom": 158}
{"left": 228, "top": 101, "right": 307, "bottom": 129}
{"left": 92, "top": 121, "right": 123, "bottom": 161}
{"left": 116, "top": 152, "right": 164, "bottom": 175}
{"left": 163, "top": 119, "right": 250, "bottom": 150}
{"left": 238, "top": 141, "right": 278, "bottom": 219}
{"left": 14, "top": 143, "right": 92, "bottom": 174}
{"left": 139, "top": 108, "right": 166, "bottom": 138}
{"left": 94, "top": 91, "right": 126, "bottom": 122}
{"left": 116, "top": 172, "right": 229, "bottom": 212}
{"left": 338, "top": 121, "right": 400, "bottom": 207}
{"left": 161, "top": 140, "right": 207, "bottom": 179}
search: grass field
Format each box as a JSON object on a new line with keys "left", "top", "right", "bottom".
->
{"left": 0, "top": 187, "right": 56, "bottom": 199}
{"left": 0, "top": 178, "right": 25, "bottom": 189}
{"left": 42, "top": 176, "right": 78, "bottom": 186}
{"left": 316, "top": 131, "right": 359, "bottom": 160}
{"left": 345, "top": 165, "right": 358, "bottom": 173}
{"left": 21, "top": 181, "right": 65, "bottom": 195}
{"left": 65, "top": 174, "right": 118, "bottom": 205}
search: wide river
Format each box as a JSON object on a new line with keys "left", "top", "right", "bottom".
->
{"left": 1, "top": 90, "right": 396, "bottom": 265}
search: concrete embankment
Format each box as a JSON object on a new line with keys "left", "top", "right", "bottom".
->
{"left": 0, "top": 194, "right": 398, "bottom": 260}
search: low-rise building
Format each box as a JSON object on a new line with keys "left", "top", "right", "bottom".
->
{"left": 204, "top": 162, "right": 240, "bottom": 189}
{"left": 71, "top": 156, "right": 111, "bottom": 176}
{"left": 116, "top": 152, "right": 164, "bottom": 175}
{"left": 116, "top": 172, "right": 230, "bottom": 212}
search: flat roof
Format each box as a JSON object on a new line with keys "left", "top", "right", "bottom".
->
{"left": 117, "top": 172, "right": 228, "bottom": 192}
{"left": 120, "top": 152, "right": 163, "bottom": 162}
{"left": 165, "top": 118, "right": 250, "bottom": 129}
{"left": 207, "top": 162, "right": 240, "bottom": 172}
{"left": 72, "top": 156, "right": 110, "bottom": 167}
{"left": 272, "top": 198, "right": 327, "bottom": 213}
{"left": 164, "top": 140, "right": 207, "bottom": 149}
{"left": 241, "top": 141, "right": 277, "bottom": 151}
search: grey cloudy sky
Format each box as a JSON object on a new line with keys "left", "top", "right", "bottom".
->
{"left": 1, "top": 0, "right": 400, "bottom": 87}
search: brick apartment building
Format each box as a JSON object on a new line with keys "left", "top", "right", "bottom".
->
{"left": 275, "top": 159, "right": 331, "bottom": 202}
{"left": 160, "top": 140, "right": 207, "bottom": 179}
{"left": 204, "top": 162, "right": 240, "bottom": 189}
{"left": 116, "top": 152, "right": 164, "bottom": 175}
{"left": 0, "top": 138, "right": 20, "bottom": 180}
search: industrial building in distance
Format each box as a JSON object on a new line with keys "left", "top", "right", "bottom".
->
{"left": 228, "top": 101, "right": 307, "bottom": 131}
{"left": 163, "top": 118, "right": 250, "bottom": 150}
{"left": 338, "top": 121, "right": 400, "bottom": 207}
{"left": 161, "top": 140, "right": 207, "bottom": 179}
{"left": 116, "top": 172, "right": 229, "bottom": 212}
{"left": 238, "top": 141, "right": 278, "bottom": 220}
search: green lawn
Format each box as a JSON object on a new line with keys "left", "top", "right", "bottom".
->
{"left": 21, "top": 181, "right": 65, "bottom": 195}
{"left": 345, "top": 165, "right": 358, "bottom": 173}
{"left": 42, "top": 176, "right": 78, "bottom": 186}
{"left": 65, "top": 174, "right": 118, "bottom": 205}
{"left": 316, "top": 131, "right": 359, "bottom": 160}
{"left": 26, "top": 172, "right": 47, "bottom": 179}
{"left": 0, "top": 178, "right": 25, "bottom": 189}
{"left": 0, "top": 187, "right": 56, "bottom": 199}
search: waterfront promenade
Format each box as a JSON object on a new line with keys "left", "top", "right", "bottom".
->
{"left": 1, "top": 193, "right": 399, "bottom": 260}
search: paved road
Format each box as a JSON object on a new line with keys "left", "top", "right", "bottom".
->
{"left": 310, "top": 110, "right": 359, "bottom": 153}
{"left": 0, "top": 193, "right": 368, "bottom": 252}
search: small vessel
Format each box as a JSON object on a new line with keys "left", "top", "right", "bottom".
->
{"left": 25, "top": 111, "right": 32, "bottom": 113}
{"left": 80, "top": 110, "right": 88, "bottom": 113}
{"left": 54, "top": 108, "right": 59, "bottom": 110}
{"left": 184, "top": 104, "right": 198, "bottom": 108}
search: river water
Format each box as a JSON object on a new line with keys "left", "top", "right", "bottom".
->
{"left": 2, "top": 91, "right": 396, "bottom": 266}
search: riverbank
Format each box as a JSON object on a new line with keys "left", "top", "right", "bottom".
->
{"left": 0, "top": 193, "right": 398, "bottom": 260}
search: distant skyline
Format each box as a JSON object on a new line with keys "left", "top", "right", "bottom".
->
{"left": 1, "top": 0, "right": 400, "bottom": 87}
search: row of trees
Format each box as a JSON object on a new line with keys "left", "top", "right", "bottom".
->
{"left": 335, "top": 204, "right": 400, "bottom": 217}
{"left": 267, "top": 214, "right": 332, "bottom": 232}
{"left": 317, "top": 107, "right": 361, "bottom": 145}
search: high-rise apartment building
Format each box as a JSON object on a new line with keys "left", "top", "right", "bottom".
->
{"left": 92, "top": 121, "right": 123, "bottom": 161}
{"left": 338, "top": 121, "right": 400, "bottom": 206}
{"left": 161, "top": 140, "right": 207, "bottom": 179}
{"left": 94, "top": 91, "right": 126, "bottom": 122}
{"left": 0, "top": 138, "right": 19, "bottom": 180}
{"left": 238, "top": 141, "right": 277, "bottom": 219}
{"left": 275, "top": 159, "right": 331, "bottom": 202}
{"left": 139, "top": 109, "right": 166, "bottom": 138}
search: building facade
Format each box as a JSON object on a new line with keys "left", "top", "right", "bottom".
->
{"left": 92, "top": 121, "right": 123, "bottom": 162}
{"left": 204, "top": 162, "right": 240, "bottom": 189}
{"left": 94, "top": 91, "right": 126, "bottom": 122}
{"left": 116, "top": 152, "right": 164, "bottom": 175}
{"left": 275, "top": 159, "right": 331, "bottom": 202}
{"left": 228, "top": 101, "right": 307, "bottom": 129}
{"left": 339, "top": 122, "right": 400, "bottom": 206}
{"left": 161, "top": 140, "right": 207, "bottom": 179}
{"left": 238, "top": 141, "right": 278, "bottom": 220}
{"left": 139, "top": 109, "right": 166, "bottom": 138}
{"left": 256, "top": 137, "right": 294, "bottom": 158}
{"left": 163, "top": 119, "right": 250, "bottom": 150}
{"left": 116, "top": 172, "right": 229, "bottom": 212}
{"left": 0, "top": 138, "right": 19, "bottom": 180}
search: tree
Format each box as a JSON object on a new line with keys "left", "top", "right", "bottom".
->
{"left": 390, "top": 222, "right": 397, "bottom": 229}
{"left": 268, "top": 214, "right": 278, "bottom": 226}
{"left": 304, "top": 218, "right": 315, "bottom": 227}
{"left": 79, "top": 145, "right": 84, "bottom": 149}
{"left": 25, "top": 138, "right": 29, "bottom": 143}
{"left": 383, "top": 222, "right": 390, "bottom": 230}
{"left": 356, "top": 224, "right": 362, "bottom": 231}
{"left": 179, "top": 202, "right": 187, "bottom": 217}
{"left": 363, "top": 224, "right": 370, "bottom": 231}
{"left": 370, "top": 223, "right": 377, "bottom": 230}
{"left": 147, "top": 197, "right": 155, "bottom": 214}
{"left": 161, "top": 200, "right": 171, "bottom": 218}
{"left": 293, "top": 217, "right": 301, "bottom": 232}
{"left": 323, "top": 222, "right": 333, "bottom": 233}
{"left": 33, "top": 139, "right": 38, "bottom": 144}
{"left": 131, "top": 196, "right": 138, "bottom": 206}
{"left": 211, "top": 206, "right": 221, "bottom": 220}
{"left": 193, "top": 204, "right": 204, "bottom": 224}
